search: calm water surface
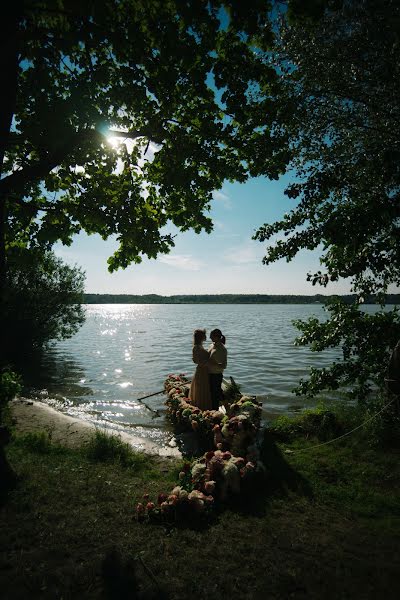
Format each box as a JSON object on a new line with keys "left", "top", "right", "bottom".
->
{"left": 23, "top": 303, "right": 345, "bottom": 448}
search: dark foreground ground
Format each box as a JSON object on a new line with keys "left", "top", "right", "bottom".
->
{"left": 1, "top": 425, "right": 399, "bottom": 599}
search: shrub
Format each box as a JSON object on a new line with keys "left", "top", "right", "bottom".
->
{"left": 362, "top": 395, "right": 400, "bottom": 448}
{"left": 269, "top": 406, "right": 342, "bottom": 441}
{"left": 84, "top": 429, "right": 148, "bottom": 469}
{"left": 17, "top": 431, "right": 56, "bottom": 454}
{"left": 0, "top": 369, "right": 22, "bottom": 423}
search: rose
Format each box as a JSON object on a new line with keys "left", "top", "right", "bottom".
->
{"left": 222, "top": 451, "right": 232, "bottom": 460}
{"left": 191, "top": 420, "right": 199, "bottom": 431}
{"left": 160, "top": 501, "right": 169, "bottom": 514}
{"left": 146, "top": 502, "right": 155, "bottom": 511}
{"left": 168, "top": 494, "right": 178, "bottom": 506}
{"left": 205, "top": 451, "right": 215, "bottom": 462}
{"left": 157, "top": 493, "right": 167, "bottom": 505}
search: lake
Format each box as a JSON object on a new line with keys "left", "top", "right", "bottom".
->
{"left": 22, "top": 303, "right": 346, "bottom": 449}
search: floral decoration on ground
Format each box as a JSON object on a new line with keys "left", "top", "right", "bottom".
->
{"left": 136, "top": 374, "right": 266, "bottom": 523}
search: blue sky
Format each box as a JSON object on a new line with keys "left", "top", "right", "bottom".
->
{"left": 54, "top": 172, "right": 357, "bottom": 296}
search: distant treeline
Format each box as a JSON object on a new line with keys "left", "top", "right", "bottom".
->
{"left": 83, "top": 293, "right": 400, "bottom": 304}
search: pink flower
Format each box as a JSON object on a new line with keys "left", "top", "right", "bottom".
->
{"left": 142, "top": 493, "right": 149, "bottom": 501}
{"left": 216, "top": 442, "right": 223, "bottom": 450}
{"left": 146, "top": 502, "right": 155, "bottom": 511}
{"left": 205, "top": 451, "right": 215, "bottom": 462}
{"left": 222, "top": 451, "right": 232, "bottom": 460}
{"left": 191, "top": 420, "right": 199, "bottom": 430}
{"left": 136, "top": 503, "right": 145, "bottom": 514}
{"left": 168, "top": 494, "right": 178, "bottom": 506}
{"left": 157, "top": 493, "right": 167, "bottom": 505}
{"left": 160, "top": 501, "right": 169, "bottom": 514}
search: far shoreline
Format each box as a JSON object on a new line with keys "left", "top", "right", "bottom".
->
{"left": 83, "top": 293, "right": 400, "bottom": 305}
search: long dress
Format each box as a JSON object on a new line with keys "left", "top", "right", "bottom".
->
{"left": 189, "top": 344, "right": 212, "bottom": 410}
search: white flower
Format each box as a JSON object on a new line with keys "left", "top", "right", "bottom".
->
{"left": 191, "top": 462, "right": 206, "bottom": 479}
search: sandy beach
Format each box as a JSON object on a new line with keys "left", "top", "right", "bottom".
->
{"left": 9, "top": 397, "right": 181, "bottom": 458}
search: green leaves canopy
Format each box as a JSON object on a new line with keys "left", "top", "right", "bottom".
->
{"left": 3, "top": 248, "right": 85, "bottom": 356}
{"left": 254, "top": 0, "right": 400, "bottom": 298}
{"left": 252, "top": 0, "right": 400, "bottom": 400}
{"left": 2, "top": 0, "right": 284, "bottom": 270}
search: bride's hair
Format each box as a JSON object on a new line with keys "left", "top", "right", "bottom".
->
{"left": 193, "top": 328, "right": 206, "bottom": 345}
{"left": 211, "top": 328, "right": 226, "bottom": 345}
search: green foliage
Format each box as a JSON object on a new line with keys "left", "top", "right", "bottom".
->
{"left": 255, "top": 0, "right": 400, "bottom": 298}
{"left": 17, "top": 431, "right": 59, "bottom": 454}
{"left": 361, "top": 396, "right": 400, "bottom": 449}
{"left": 2, "top": 0, "right": 285, "bottom": 272}
{"left": 84, "top": 429, "right": 148, "bottom": 470}
{"left": 269, "top": 405, "right": 342, "bottom": 441}
{"left": 293, "top": 300, "right": 400, "bottom": 401}
{"left": 2, "top": 248, "right": 85, "bottom": 357}
{"left": 0, "top": 369, "right": 22, "bottom": 405}
{"left": 0, "top": 369, "right": 22, "bottom": 423}
{"left": 222, "top": 377, "right": 242, "bottom": 403}
{"left": 252, "top": 1, "right": 400, "bottom": 401}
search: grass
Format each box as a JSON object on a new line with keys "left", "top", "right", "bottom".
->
{"left": 1, "top": 413, "right": 400, "bottom": 599}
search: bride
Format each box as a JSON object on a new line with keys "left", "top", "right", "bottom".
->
{"left": 189, "top": 329, "right": 212, "bottom": 410}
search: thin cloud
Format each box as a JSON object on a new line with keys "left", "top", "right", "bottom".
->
{"left": 158, "top": 254, "right": 204, "bottom": 271}
{"left": 213, "top": 189, "right": 232, "bottom": 209}
{"left": 223, "top": 242, "right": 263, "bottom": 265}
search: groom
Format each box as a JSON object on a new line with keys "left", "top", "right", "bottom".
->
{"left": 208, "top": 329, "right": 227, "bottom": 410}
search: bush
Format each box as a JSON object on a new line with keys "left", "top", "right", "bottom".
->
{"left": 2, "top": 248, "right": 85, "bottom": 359}
{"left": 17, "top": 431, "right": 60, "bottom": 454}
{"left": 362, "top": 395, "right": 400, "bottom": 448}
{"left": 0, "top": 369, "right": 22, "bottom": 423}
{"left": 269, "top": 406, "right": 343, "bottom": 441}
{"left": 84, "top": 430, "right": 148, "bottom": 469}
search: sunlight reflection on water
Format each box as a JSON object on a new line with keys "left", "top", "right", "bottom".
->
{"left": 21, "top": 303, "right": 385, "bottom": 450}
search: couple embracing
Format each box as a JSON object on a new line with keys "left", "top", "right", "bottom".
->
{"left": 189, "top": 328, "right": 227, "bottom": 411}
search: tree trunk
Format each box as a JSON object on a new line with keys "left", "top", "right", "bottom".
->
{"left": 0, "top": 6, "right": 21, "bottom": 491}
{"left": 0, "top": 4, "right": 20, "bottom": 309}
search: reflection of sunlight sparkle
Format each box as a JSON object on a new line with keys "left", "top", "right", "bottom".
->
{"left": 118, "top": 382, "right": 133, "bottom": 388}
{"left": 115, "top": 369, "right": 122, "bottom": 373}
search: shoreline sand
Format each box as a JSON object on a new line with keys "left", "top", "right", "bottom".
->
{"left": 9, "top": 398, "right": 181, "bottom": 459}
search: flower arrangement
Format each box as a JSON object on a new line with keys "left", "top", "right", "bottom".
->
{"left": 136, "top": 374, "right": 266, "bottom": 523}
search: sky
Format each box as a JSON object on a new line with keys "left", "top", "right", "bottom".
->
{"left": 53, "top": 172, "right": 357, "bottom": 296}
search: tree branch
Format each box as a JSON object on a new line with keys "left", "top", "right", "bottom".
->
{"left": 0, "top": 129, "right": 102, "bottom": 199}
